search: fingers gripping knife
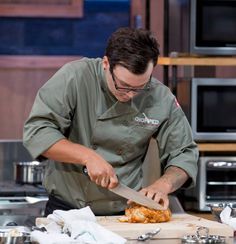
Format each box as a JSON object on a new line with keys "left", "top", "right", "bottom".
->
{"left": 82, "top": 167, "right": 166, "bottom": 210}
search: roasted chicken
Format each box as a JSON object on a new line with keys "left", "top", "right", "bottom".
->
{"left": 119, "top": 204, "right": 171, "bottom": 223}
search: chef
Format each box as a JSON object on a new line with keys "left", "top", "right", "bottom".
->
{"left": 23, "top": 27, "right": 198, "bottom": 216}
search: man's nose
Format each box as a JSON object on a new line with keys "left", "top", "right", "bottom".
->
{"left": 126, "top": 91, "right": 137, "bottom": 98}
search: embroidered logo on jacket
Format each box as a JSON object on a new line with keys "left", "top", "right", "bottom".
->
{"left": 134, "top": 113, "right": 159, "bottom": 126}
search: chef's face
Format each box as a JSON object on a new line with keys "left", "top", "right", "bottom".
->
{"left": 103, "top": 56, "right": 153, "bottom": 102}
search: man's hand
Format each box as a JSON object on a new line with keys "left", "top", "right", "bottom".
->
{"left": 85, "top": 155, "right": 118, "bottom": 189}
{"left": 129, "top": 166, "right": 189, "bottom": 209}
{"left": 139, "top": 183, "right": 170, "bottom": 209}
{"left": 42, "top": 139, "right": 118, "bottom": 189}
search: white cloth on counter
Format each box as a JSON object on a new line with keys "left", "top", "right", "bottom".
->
{"left": 31, "top": 206, "right": 127, "bottom": 244}
{"left": 220, "top": 206, "right": 236, "bottom": 230}
{"left": 41, "top": 220, "right": 62, "bottom": 233}
{"left": 48, "top": 206, "right": 96, "bottom": 225}
{"left": 64, "top": 219, "right": 125, "bottom": 244}
{"left": 30, "top": 231, "right": 73, "bottom": 244}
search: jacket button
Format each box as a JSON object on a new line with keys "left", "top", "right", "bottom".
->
{"left": 92, "top": 145, "right": 97, "bottom": 150}
{"left": 116, "top": 148, "right": 123, "bottom": 155}
{"left": 122, "top": 120, "right": 128, "bottom": 126}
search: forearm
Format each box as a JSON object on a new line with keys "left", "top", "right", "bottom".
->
{"left": 140, "top": 166, "right": 188, "bottom": 209}
{"left": 42, "top": 138, "right": 92, "bottom": 165}
{"left": 157, "top": 166, "right": 189, "bottom": 194}
{"left": 42, "top": 138, "right": 118, "bottom": 188}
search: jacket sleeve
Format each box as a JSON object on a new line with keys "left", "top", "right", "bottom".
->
{"left": 23, "top": 63, "right": 77, "bottom": 159}
{"left": 156, "top": 96, "right": 199, "bottom": 188}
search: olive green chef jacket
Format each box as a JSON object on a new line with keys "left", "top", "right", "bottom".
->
{"left": 23, "top": 58, "right": 198, "bottom": 215}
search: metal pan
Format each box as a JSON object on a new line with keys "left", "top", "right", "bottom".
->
{"left": 13, "top": 161, "right": 46, "bottom": 184}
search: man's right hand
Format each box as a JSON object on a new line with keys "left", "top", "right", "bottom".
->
{"left": 84, "top": 152, "right": 118, "bottom": 189}
{"left": 42, "top": 139, "right": 118, "bottom": 189}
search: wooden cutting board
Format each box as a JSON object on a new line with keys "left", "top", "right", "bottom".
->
{"left": 96, "top": 213, "right": 234, "bottom": 239}
{"left": 36, "top": 213, "right": 234, "bottom": 240}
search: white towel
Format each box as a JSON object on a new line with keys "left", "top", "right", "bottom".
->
{"left": 64, "top": 219, "right": 126, "bottom": 244}
{"left": 47, "top": 206, "right": 96, "bottom": 225}
{"left": 220, "top": 206, "right": 236, "bottom": 230}
{"left": 32, "top": 207, "right": 127, "bottom": 244}
{"left": 30, "top": 230, "right": 73, "bottom": 244}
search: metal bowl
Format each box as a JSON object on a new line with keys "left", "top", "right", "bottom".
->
{"left": 0, "top": 227, "right": 30, "bottom": 244}
{"left": 0, "top": 232, "right": 30, "bottom": 244}
{"left": 207, "top": 203, "right": 236, "bottom": 222}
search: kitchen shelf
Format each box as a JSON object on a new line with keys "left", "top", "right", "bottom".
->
{"left": 197, "top": 143, "right": 236, "bottom": 152}
{"left": 158, "top": 56, "right": 236, "bottom": 66}
{"left": 157, "top": 57, "right": 236, "bottom": 154}
{"left": 157, "top": 56, "right": 236, "bottom": 95}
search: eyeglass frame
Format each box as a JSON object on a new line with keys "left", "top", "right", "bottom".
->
{"left": 110, "top": 68, "right": 152, "bottom": 93}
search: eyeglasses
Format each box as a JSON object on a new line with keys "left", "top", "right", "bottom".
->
{"left": 110, "top": 69, "right": 152, "bottom": 93}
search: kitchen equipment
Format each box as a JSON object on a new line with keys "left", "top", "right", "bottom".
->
{"left": 82, "top": 166, "right": 165, "bottom": 210}
{"left": 14, "top": 161, "right": 46, "bottom": 184}
{"left": 184, "top": 156, "right": 236, "bottom": 211}
{"left": 0, "top": 196, "right": 48, "bottom": 210}
{"left": 182, "top": 226, "right": 226, "bottom": 243}
{"left": 191, "top": 78, "right": 236, "bottom": 142}
{"left": 137, "top": 228, "right": 161, "bottom": 241}
{"left": 207, "top": 203, "right": 236, "bottom": 222}
{"left": 0, "top": 181, "right": 48, "bottom": 218}
{"left": 36, "top": 213, "right": 234, "bottom": 240}
{"left": 0, "top": 226, "right": 30, "bottom": 244}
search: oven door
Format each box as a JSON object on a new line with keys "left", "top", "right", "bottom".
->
{"left": 206, "top": 160, "right": 236, "bottom": 201}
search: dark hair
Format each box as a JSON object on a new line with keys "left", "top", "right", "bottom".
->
{"left": 105, "top": 27, "right": 160, "bottom": 74}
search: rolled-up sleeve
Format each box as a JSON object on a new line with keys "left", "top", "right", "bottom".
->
{"left": 23, "top": 64, "right": 76, "bottom": 159}
{"left": 157, "top": 97, "right": 199, "bottom": 188}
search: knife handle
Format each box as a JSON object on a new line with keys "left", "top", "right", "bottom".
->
{"left": 82, "top": 166, "right": 119, "bottom": 181}
{"left": 82, "top": 166, "right": 88, "bottom": 175}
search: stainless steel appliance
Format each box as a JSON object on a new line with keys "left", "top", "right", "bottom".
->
{"left": 13, "top": 161, "right": 46, "bottom": 184}
{"left": 191, "top": 78, "right": 236, "bottom": 141}
{"left": 190, "top": 0, "right": 236, "bottom": 56}
{"left": 185, "top": 156, "right": 236, "bottom": 211}
{"left": 0, "top": 181, "right": 48, "bottom": 226}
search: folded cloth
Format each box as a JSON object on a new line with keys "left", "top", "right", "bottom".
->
{"left": 64, "top": 219, "right": 126, "bottom": 244}
{"left": 47, "top": 206, "right": 96, "bottom": 225}
{"left": 36, "top": 206, "right": 127, "bottom": 244}
{"left": 220, "top": 206, "right": 236, "bottom": 230}
{"left": 30, "top": 230, "right": 73, "bottom": 244}
{"left": 39, "top": 221, "right": 62, "bottom": 233}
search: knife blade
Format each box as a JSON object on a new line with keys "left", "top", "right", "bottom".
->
{"left": 82, "top": 166, "right": 166, "bottom": 210}
{"left": 110, "top": 183, "right": 166, "bottom": 211}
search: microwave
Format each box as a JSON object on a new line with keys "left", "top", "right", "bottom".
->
{"left": 191, "top": 78, "right": 236, "bottom": 141}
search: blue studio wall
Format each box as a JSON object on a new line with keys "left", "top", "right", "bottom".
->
{"left": 0, "top": 0, "right": 130, "bottom": 57}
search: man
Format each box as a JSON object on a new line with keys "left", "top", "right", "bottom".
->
{"left": 23, "top": 27, "right": 198, "bottom": 216}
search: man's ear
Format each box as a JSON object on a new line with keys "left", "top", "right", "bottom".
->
{"left": 102, "top": 56, "right": 110, "bottom": 70}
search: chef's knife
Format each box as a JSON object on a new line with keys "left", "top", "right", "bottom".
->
{"left": 109, "top": 182, "right": 166, "bottom": 211}
{"left": 82, "top": 167, "right": 166, "bottom": 211}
